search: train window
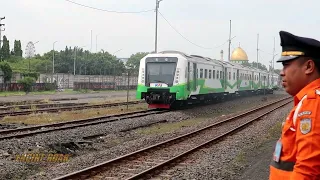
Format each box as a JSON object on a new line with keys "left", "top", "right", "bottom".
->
{"left": 250, "top": 74, "right": 251, "bottom": 80}
{"left": 200, "top": 69, "right": 203, "bottom": 78}
{"left": 209, "top": 70, "right": 212, "bottom": 79}
{"left": 217, "top": 70, "right": 219, "bottom": 79}
{"left": 205, "top": 69, "right": 208, "bottom": 79}
{"left": 229, "top": 72, "right": 231, "bottom": 80}
{"left": 213, "top": 70, "right": 215, "bottom": 79}
{"left": 233, "top": 72, "right": 235, "bottom": 80}
{"left": 197, "top": 69, "right": 199, "bottom": 78}
{"left": 220, "top": 71, "right": 223, "bottom": 79}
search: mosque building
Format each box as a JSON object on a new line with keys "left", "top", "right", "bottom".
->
{"left": 230, "top": 46, "right": 249, "bottom": 64}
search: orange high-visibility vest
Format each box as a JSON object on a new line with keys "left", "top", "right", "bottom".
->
{"left": 269, "top": 78, "right": 320, "bottom": 180}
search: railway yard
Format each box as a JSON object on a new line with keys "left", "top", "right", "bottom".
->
{"left": 0, "top": 90, "right": 291, "bottom": 180}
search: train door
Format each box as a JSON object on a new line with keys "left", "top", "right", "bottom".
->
{"left": 187, "top": 62, "right": 191, "bottom": 91}
{"left": 224, "top": 67, "right": 227, "bottom": 89}
{"left": 259, "top": 73, "right": 261, "bottom": 88}
{"left": 237, "top": 69, "right": 240, "bottom": 88}
{"left": 193, "top": 63, "right": 197, "bottom": 91}
{"left": 251, "top": 71, "right": 254, "bottom": 89}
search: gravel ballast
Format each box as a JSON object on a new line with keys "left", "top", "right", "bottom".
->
{"left": 0, "top": 92, "right": 289, "bottom": 179}
{"left": 163, "top": 101, "right": 292, "bottom": 179}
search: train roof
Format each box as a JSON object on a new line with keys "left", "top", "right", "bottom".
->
{"left": 154, "top": 50, "right": 277, "bottom": 75}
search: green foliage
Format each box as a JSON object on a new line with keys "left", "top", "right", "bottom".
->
{"left": 17, "top": 77, "right": 36, "bottom": 93}
{"left": 8, "top": 58, "right": 51, "bottom": 74}
{"left": 250, "top": 62, "right": 268, "bottom": 71}
{"left": 274, "top": 69, "right": 281, "bottom": 74}
{"left": 1, "top": 35, "right": 10, "bottom": 60}
{"left": 239, "top": 61, "right": 268, "bottom": 71}
{"left": 14, "top": 40, "right": 22, "bottom": 57}
{"left": 0, "top": 62, "right": 12, "bottom": 82}
{"left": 44, "top": 83, "right": 56, "bottom": 91}
{"left": 126, "top": 52, "right": 149, "bottom": 71}
{"left": 21, "top": 72, "right": 39, "bottom": 81}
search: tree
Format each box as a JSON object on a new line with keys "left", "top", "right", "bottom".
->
{"left": 126, "top": 52, "right": 149, "bottom": 71}
{"left": 250, "top": 62, "right": 268, "bottom": 71}
{"left": 1, "top": 35, "right": 10, "bottom": 60}
{"left": 0, "top": 62, "right": 12, "bottom": 83}
{"left": 274, "top": 69, "right": 281, "bottom": 74}
{"left": 14, "top": 40, "right": 23, "bottom": 57}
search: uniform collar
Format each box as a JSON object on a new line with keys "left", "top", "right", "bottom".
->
{"left": 294, "top": 78, "right": 320, "bottom": 104}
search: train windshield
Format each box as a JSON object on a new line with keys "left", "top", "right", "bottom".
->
{"left": 146, "top": 62, "right": 177, "bottom": 87}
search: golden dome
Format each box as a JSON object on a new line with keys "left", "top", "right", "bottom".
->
{"left": 230, "top": 47, "right": 248, "bottom": 61}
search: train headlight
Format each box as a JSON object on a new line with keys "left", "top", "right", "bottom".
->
{"left": 174, "top": 68, "right": 180, "bottom": 84}
{"left": 141, "top": 68, "right": 145, "bottom": 84}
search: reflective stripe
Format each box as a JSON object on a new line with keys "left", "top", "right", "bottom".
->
{"left": 292, "top": 95, "right": 308, "bottom": 128}
{"left": 271, "top": 160, "right": 295, "bottom": 171}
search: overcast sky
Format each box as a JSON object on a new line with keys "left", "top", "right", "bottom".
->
{"left": 2, "top": 0, "right": 320, "bottom": 69}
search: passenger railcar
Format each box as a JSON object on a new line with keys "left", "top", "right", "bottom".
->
{"left": 136, "top": 51, "right": 281, "bottom": 109}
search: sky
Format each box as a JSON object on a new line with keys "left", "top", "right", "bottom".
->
{"left": 2, "top": 0, "right": 320, "bottom": 70}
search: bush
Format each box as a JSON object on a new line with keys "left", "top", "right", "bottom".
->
{"left": 21, "top": 72, "right": 39, "bottom": 81}
{"left": 44, "top": 83, "right": 56, "bottom": 91}
{"left": 0, "top": 62, "right": 12, "bottom": 83}
{"left": 17, "top": 77, "right": 36, "bottom": 93}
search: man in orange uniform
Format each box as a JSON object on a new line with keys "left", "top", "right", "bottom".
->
{"left": 269, "top": 31, "right": 320, "bottom": 179}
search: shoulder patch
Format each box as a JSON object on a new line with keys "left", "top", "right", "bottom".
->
{"left": 316, "top": 89, "right": 320, "bottom": 96}
{"left": 307, "top": 91, "right": 316, "bottom": 99}
{"left": 297, "top": 111, "right": 312, "bottom": 117}
{"left": 300, "top": 118, "right": 312, "bottom": 135}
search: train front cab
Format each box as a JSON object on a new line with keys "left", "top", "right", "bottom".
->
{"left": 136, "top": 56, "right": 181, "bottom": 109}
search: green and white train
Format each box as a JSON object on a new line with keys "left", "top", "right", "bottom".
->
{"left": 136, "top": 51, "right": 281, "bottom": 109}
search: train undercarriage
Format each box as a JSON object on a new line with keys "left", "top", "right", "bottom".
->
{"left": 142, "top": 88, "right": 274, "bottom": 109}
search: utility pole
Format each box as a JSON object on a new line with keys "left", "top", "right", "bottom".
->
{"left": 228, "top": 20, "right": 231, "bottom": 62}
{"left": 74, "top": 46, "right": 77, "bottom": 75}
{"left": 256, "top": 33, "right": 259, "bottom": 68}
{"left": 96, "top": 34, "right": 98, "bottom": 53}
{"left": 0, "top": 17, "right": 5, "bottom": 61}
{"left": 74, "top": 45, "right": 85, "bottom": 75}
{"left": 272, "top": 37, "right": 275, "bottom": 73}
{"left": 90, "top": 30, "right": 92, "bottom": 52}
{"left": 53, "top": 41, "right": 58, "bottom": 74}
{"left": 155, "top": 0, "right": 163, "bottom": 53}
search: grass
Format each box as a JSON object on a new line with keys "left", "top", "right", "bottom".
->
{"left": 266, "top": 121, "right": 283, "bottom": 139}
{"left": 88, "top": 97, "right": 138, "bottom": 105}
{"left": 0, "top": 89, "right": 136, "bottom": 97}
{"left": 234, "top": 151, "right": 246, "bottom": 163}
{"left": 137, "top": 117, "right": 207, "bottom": 135}
{"left": 1, "top": 104, "right": 148, "bottom": 125}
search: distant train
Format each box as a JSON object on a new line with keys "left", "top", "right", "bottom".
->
{"left": 136, "top": 51, "right": 281, "bottom": 109}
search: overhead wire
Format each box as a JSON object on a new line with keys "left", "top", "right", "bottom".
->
{"left": 65, "top": 0, "right": 155, "bottom": 13}
{"left": 65, "top": 0, "right": 230, "bottom": 50}
{"left": 158, "top": 11, "right": 229, "bottom": 50}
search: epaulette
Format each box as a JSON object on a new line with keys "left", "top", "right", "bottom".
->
{"left": 307, "top": 89, "right": 319, "bottom": 99}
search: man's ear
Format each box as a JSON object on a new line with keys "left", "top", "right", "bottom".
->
{"left": 305, "top": 59, "right": 315, "bottom": 75}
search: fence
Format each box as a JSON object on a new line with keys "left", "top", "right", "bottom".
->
{"left": 39, "top": 73, "right": 138, "bottom": 90}
{"left": 0, "top": 83, "right": 55, "bottom": 92}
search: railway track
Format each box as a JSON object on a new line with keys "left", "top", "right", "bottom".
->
{"left": 0, "top": 102, "right": 88, "bottom": 111}
{"left": 0, "top": 109, "right": 169, "bottom": 141}
{"left": 0, "top": 100, "right": 145, "bottom": 118}
{"left": 52, "top": 96, "right": 292, "bottom": 180}
{"left": 0, "top": 98, "right": 79, "bottom": 106}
